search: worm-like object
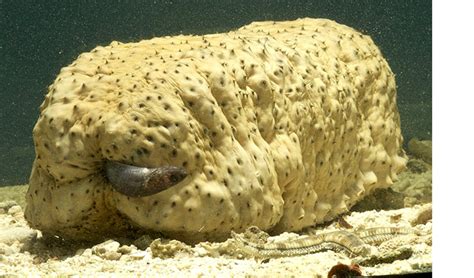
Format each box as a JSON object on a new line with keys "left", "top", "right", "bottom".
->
{"left": 105, "top": 161, "right": 188, "bottom": 197}
{"left": 231, "top": 228, "right": 372, "bottom": 258}
{"left": 232, "top": 226, "right": 416, "bottom": 259}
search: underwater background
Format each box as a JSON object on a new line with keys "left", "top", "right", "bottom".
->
{"left": 0, "top": 0, "right": 431, "bottom": 185}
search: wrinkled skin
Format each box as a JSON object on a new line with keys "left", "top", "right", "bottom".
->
{"left": 25, "top": 18, "right": 406, "bottom": 243}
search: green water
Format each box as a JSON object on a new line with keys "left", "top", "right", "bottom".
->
{"left": 0, "top": 0, "right": 431, "bottom": 185}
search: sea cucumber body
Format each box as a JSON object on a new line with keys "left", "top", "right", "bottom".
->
{"left": 25, "top": 18, "right": 406, "bottom": 242}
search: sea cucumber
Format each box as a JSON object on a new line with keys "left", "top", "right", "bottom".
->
{"left": 25, "top": 18, "right": 407, "bottom": 242}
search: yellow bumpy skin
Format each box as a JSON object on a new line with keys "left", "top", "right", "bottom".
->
{"left": 25, "top": 18, "right": 407, "bottom": 242}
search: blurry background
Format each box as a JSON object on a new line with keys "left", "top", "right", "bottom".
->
{"left": 0, "top": 0, "right": 431, "bottom": 185}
